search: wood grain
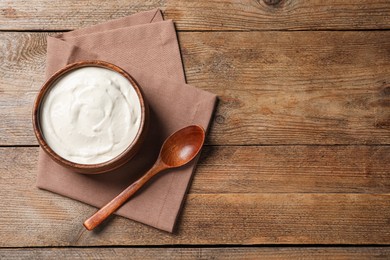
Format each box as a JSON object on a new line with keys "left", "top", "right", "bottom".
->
{"left": 1, "top": 247, "right": 390, "bottom": 259}
{"left": 1, "top": 31, "right": 389, "bottom": 145}
{"left": 1, "top": 0, "right": 389, "bottom": 254}
{"left": 181, "top": 31, "right": 390, "bottom": 145}
{"left": 0, "top": 0, "right": 390, "bottom": 31}
{"left": 197, "top": 145, "right": 390, "bottom": 194}
{"left": 0, "top": 147, "right": 389, "bottom": 246}
{"left": 3, "top": 146, "right": 390, "bottom": 194}
{"left": 1, "top": 190, "right": 389, "bottom": 246}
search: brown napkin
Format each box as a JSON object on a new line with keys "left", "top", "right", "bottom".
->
{"left": 36, "top": 9, "right": 216, "bottom": 233}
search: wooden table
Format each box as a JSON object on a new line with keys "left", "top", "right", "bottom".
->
{"left": 1, "top": 1, "right": 389, "bottom": 258}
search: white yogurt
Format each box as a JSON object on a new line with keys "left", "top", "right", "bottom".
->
{"left": 40, "top": 67, "right": 141, "bottom": 164}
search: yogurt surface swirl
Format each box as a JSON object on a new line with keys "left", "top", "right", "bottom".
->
{"left": 40, "top": 66, "right": 141, "bottom": 164}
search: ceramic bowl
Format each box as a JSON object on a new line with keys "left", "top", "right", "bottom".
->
{"left": 32, "top": 60, "right": 148, "bottom": 174}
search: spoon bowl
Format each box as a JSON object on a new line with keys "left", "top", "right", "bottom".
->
{"left": 160, "top": 125, "right": 205, "bottom": 168}
{"left": 83, "top": 125, "right": 206, "bottom": 231}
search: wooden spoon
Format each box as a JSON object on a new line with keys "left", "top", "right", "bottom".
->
{"left": 83, "top": 125, "right": 206, "bottom": 231}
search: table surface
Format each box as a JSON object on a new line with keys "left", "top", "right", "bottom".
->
{"left": 1, "top": 0, "right": 389, "bottom": 259}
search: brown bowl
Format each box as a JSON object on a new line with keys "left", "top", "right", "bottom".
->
{"left": 32, "top": 60, "right": 148, "bottom": 174}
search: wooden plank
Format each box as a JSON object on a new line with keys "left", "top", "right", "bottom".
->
{"left": 0, "top": 191, "right": 389, "bottom": 246}
{"left": 4, "top": 146, "right": 390, "bottom": 194}
{"left": 0, "top": 1, "right": 390, "bottom": 31}
{"left": 181, "top": 31, "right": 390, "bottom": 145}
{"left": 1, "top": 247, "right": 390, "bottom": 259}
{"left": 0, "top": 147, "right": 389, "bottom": 246}
{"left": 1, "top": 31, "right": 389, "bottom": 145}
{"left": 197, "top": 145, "right": 390, "bottom": 194}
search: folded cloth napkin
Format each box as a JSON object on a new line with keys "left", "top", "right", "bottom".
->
{"left": 36, "top": 8, "right": 217, "bottom": 232}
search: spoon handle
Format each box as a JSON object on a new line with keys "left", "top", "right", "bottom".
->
{"left": 83, "top": 161, "right": 166, "bottom": 231}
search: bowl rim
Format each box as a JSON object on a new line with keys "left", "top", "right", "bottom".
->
{"left": 32, "top": 60, "right": 147, "bottom": 171}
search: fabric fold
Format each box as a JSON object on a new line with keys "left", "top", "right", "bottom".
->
{"left": 36, "top": 9, "right": 216, "bottom": 232}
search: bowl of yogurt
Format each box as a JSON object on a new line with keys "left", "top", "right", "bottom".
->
{"left": 33, "top": 60, "right": 148, "bottom": 174}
